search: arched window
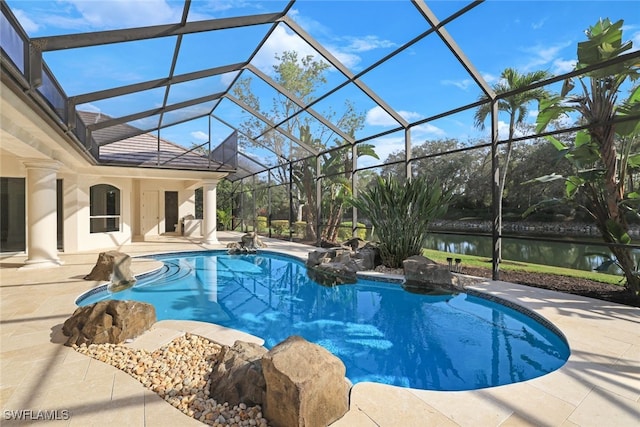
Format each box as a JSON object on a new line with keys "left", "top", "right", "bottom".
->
{"left": 90, "top": 184, "right": 120, "bottom": 233}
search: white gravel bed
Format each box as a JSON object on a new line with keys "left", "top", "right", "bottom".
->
{"left": 74, "top": 333, "right": 269, "bottom": 426}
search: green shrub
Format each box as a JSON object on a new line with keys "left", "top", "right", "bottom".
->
{"left": 216, "top": 209, "right": 231, "bottom": 230}
{"left": 349, "top": 176, "right": 451, "bottom": 268}
{"left": 294, "top": 221, "right": 307, "bottom": 237}
{"left": 256, "top": 216, "right": 268, "bottom": 232}
{"left": 271, "top": 220, "right": 290, "bottom": 236}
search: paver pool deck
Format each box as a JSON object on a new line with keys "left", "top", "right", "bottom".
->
{"left": 1, "top": 232, "right": 638, "bottom": 426}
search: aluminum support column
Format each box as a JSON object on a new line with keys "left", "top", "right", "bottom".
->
{"left": 491, "top": 100, "right": 501, "bottom": 280}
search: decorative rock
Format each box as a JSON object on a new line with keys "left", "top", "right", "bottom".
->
{"left": 71, "top": 333, "right": 268, "bottom": 426}
{"left": 84, "top": 250, "right": 136, "bottom": 291}
{"left": 341, "top": 237, "right": 367, "bottom": 251}
{"left": 62, "top": 300, "right": 156, "bottom": 346}
{"left": 402, "top": 255, "right": 462, "bottom": 294}
{"left": 305, "top": 248, "right": 336, "bottom": 268}
{"left": 262, "top": 335, "right": 350, "bottom": 427}
{"left": 306, "top": 241, "right": 382, "bottom": 286}
{"left": 227, "top": 232, "right": 267, "bottom": 254}
{"left": 209, "top": 341, "right": 268, "bottom": 407}
{"left": 307, "top": 260, "right": 359, "bottom": 286}
{"left": 352, "top": 243, "right": 381, "bottom": 271}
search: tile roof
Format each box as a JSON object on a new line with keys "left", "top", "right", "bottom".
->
{"left": 77, "top": 111, "right": 234, "bottom": 172}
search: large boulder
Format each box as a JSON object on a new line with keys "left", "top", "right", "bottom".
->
{"left": 84, "top": 251, "right": 136, "bottom": 291}
{"left": 307, "top": 260, "right": 359, "bottom": 286}
{"left": 262, "top": 336, "right": 350, "bottom": 427}
{"left": 62, "top": 300, "right": 156, "bottom": 347}
{"left": 209, "top": 341, "right": 268, "bottom": 407}
{"left": 306, "top": 241, "right": 382, "bottom": 286}
{"left": 227, "top": 232, "right": 267, "bottom": 254}
{"left": 402, "top": 255, "right": 462, "bottom": 294}
{"left": 306, "top": 248, "right": 336, "bottom": 268}
{"left": 352, "top": 243, "right": 381, "bottom": 271}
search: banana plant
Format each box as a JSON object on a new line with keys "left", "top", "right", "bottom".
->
{"left": 530, "top": 18, "right": 640, "bottom": 298}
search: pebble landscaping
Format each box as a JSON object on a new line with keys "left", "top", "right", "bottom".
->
{"left": 73, "top": 333, "right": 270, "bottom": 426}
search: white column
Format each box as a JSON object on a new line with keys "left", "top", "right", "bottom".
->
{"left": 202, "top": 180, "right": 219, "bottom": 245}
{"left": 21, "top": 160, "right": 63, "bottom": 268}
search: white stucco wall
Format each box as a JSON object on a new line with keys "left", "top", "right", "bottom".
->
{"left": 137, "top": 179, "right": 198, "bottom": 236}
{"left": 1, "top": 79, "right": 224, "bottom": 259}
{"left": 72, "top": 175, "right": 132, "bottom": 252}
{"left": 1, "top": 153, "right": 206, "bottom": 254}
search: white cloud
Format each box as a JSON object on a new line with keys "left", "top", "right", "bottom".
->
{"left": 482, "top": 73, "right": 499, "bottom": 84}
{"left": 629, "top": 29, "right": 640, "bottom": 52}
{"left": 251, "top": 25, "right": 320, "bottom": 75}
{"left": 531, "top": 18, "right": 547, "bottom": 30}
{"left": 251, "top": 9, "right": 395, "bottom": 74}
{"left": 13, "top": 9, "right": 40, "bottom": 33}
{"left": 366, "top": 106, "right": 422, "bottom": 127}
{"left": 522, "top": 41, "right": 573, "bottom": 71}
{"left": 327, "top": 48, "right": 361, "bottom": 69}
{"left": 441, "top": 79, "right": 474, "bottom": 91}
{"left": 552, "top": 58, "right": 576, "bottom": 74}
{"left": 442, "top": 73, "right": 501, "bottom": 91}
{"left": 497, "top": 121, "right": 510, "bottom": 139}
{"left": 497, "top": 120, "right": 527, "bottom": 139}
{"left": 412, "top": 123, "right": 445, "bottom": 137}
{"left": 362, "top": 135, "right": 405, "bottom": 166}
{"left": 326, "top": 34, "right": 394, "bottom": 70}
{"left": 220, "top": 71, "right": 240, "bottom": 87}
{"left": 61, "top": 0, "right": 182, "bottom": 29}
{"left": 366, "top": 106, "right": 396, "bottom": 126}
{"left": 342, "top": 35, "right": 396, "bottom": 53}
{"left": 191, "top": 131, "right": 209, "bottom": 142}
{"left": 399, "top": 110, "right": 422, "bottom": 122}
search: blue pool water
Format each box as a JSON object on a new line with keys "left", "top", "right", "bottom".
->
{"left": 78, "top": 251, "right": 570, "bottom": 391}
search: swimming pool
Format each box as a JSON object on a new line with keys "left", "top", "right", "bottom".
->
{"left": 78, "top": 250, "right": 570, "bottom": 391}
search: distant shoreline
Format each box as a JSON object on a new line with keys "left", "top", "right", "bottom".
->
{"left": 430, "top": 220, "right": 640, "bottom": 239}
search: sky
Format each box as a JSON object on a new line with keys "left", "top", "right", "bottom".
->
{"left": 6, "top": 0, "right": 640, "bottom": 170}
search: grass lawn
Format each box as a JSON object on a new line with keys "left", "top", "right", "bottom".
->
{"left": 422, "top": 248, "right": 624, "bottom": 286}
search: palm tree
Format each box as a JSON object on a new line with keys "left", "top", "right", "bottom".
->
{"left": 474, "top": 68, "right": 552, "bottom": 259}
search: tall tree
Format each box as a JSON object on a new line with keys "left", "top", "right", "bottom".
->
{"left": 232, "top": 51, "right": 373, "bottom": 241}
{"left": 293, "top": 125, "right": 378, "bottom": 242}
{"left": 474, "top": 68, "right": 552, "bottom": 257}
{"left": 534, "top": 18, "right": 640, "bottom": 298}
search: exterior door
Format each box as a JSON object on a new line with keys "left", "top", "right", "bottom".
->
{"left": 141, "top": 191, "right": 159, "bottom": 236}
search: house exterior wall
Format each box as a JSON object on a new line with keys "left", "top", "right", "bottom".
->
{"left": 1, "top": 164, "right": 200, "bottom": 253}
{"left": 77, "top": 175, "right": 132, "bottom": 252}
{"left": 137, "top": 179, "right": 198, "bottom": 237}
{"left": 1, "top": 81, "right": 224, "bottom": 260}
{"left": 0, "top": 152, "right": 24, "bottom": 176}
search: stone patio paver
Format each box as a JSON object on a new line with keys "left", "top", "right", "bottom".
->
{"left": 0, "top": 232, "right": 638, "bottom": 426}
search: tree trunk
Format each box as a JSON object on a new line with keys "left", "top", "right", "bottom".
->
{"left": 609, "top": 245, "right": 640, "bottom": 297}
{"left": 327, "top": 206, "right": 343, "bottom": 242}
{"left": 303, "top": 204, "right": 317, "bottom": 241}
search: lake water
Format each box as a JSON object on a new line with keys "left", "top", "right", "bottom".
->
{"left": 424, "top": 233, "right": 635, "bottom": 274}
